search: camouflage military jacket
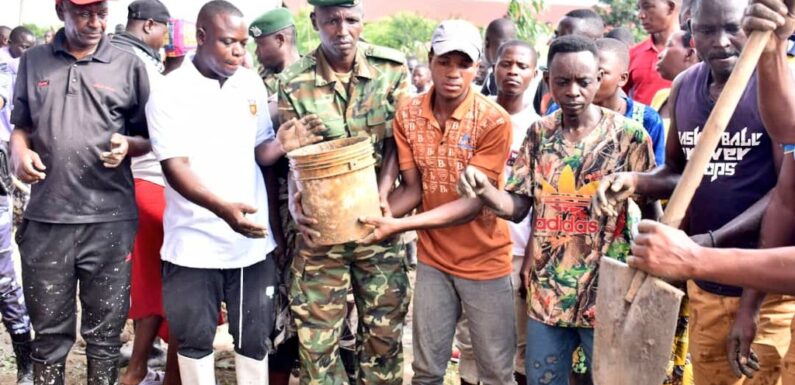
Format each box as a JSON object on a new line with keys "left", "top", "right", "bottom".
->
{"left": 259, "top": 66, "right": 280, "bottom": 98}
{"left": 277, "top": 42, "right": 410, "bottom": 167}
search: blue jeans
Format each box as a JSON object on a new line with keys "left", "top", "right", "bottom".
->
{"left": 524, "top": 318, "right": 594, "bottom": 385}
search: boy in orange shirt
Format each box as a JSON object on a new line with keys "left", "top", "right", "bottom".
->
{"left": 359, "top": 20, "right": 516, "bottom": 385}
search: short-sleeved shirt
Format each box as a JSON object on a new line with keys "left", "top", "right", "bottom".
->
{"left": 259, "top": 67, "right": 280, "bottom": 100}
{"left": 548, "top": 97, "right": 665, "bottom": 165}
{"left": 111, "top": 32, "right": 165, "bottom": 186}
{"left": 146, "top": 59, "right": 276, "bottom": 269}
{"left": 625, "top": 38, "right": 672, "bottom": 105}
{"left": 503, "top": 102, "right": 540, "bottom": 257}
{"left": 675, "top": 63, "right": 777, "bottom": 297}
{"left": 11, "top": 29, "right": 149, "bottom": 224}
{"left": 395, "top": 88, "right": 513, "bottom": 280}
{"left": 506, "top": 108, "right": 655, "bottom": 327}
{"left": 278, "top": 42, "right": 410, "bottom": 169}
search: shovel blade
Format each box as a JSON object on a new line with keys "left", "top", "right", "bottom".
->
{"left": 593, "top": 258, "right": 684, "bottom": 385}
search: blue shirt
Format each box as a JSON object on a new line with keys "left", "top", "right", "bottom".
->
{"left": 546, "top": 97, "right": 666, "bottom": 165}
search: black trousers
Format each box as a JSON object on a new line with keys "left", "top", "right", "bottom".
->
{"left": 18, "top": 219, "right": 137, "bottom": 364}
{"left": 162, "top": 257, "right": 276, "bottom": 360}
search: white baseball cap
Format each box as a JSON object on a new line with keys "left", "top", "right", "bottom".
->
{"left": 431, "top": 20, "right": 482, "bottom": 62}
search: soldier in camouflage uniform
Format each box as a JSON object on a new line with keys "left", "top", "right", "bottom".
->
{"left": 251, "top": 8, "right": 300, "bottom": 102}
{"left": 277, "top": 0, "right": 411, "bottom": 384}
{"left": 250, "top": 9, "right": 303, "bottom": 385}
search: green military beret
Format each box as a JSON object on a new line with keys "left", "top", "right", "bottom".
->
{"left": 249, "top": 8, "right": 295, "bottom": 38}
{"left": 307, "top": 0, "right": 360, "bottom": 7}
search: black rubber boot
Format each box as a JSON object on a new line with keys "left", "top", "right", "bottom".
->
{"left": 87, "top": 359, "right": 119, "bottom": 385}
{"left": 11, "top": 338, "right": 33, "bottom": 385}
{"left": 33, "top": 362, "right": 65, "bottom": 385}
{"left": 514, "top": 371, "right": 527, "bottom": 385}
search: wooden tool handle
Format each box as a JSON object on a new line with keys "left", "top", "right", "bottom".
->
{"left": 661, "top": 31, "right": 771, "bottom": 227}
{"left": 624, "top": 31, "right": 772, "bottom": 304}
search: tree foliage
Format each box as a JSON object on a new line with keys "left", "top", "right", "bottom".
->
{"left": 293, "top": 8, "right": 321, "bottom": 56}
{"left": 22, "top": 23, "right": 55, "bottom": 39}
{"left": 594, "top": 0, "right": 645, "bottom": 41}
{"left": 292, "top": 8, "right": 437, "bottom": 58}
{"left": 508, "top": 0, "right": 552, "bottom": 44}
{"left": 363, "top": 12, "right": 437, "bottom": 59}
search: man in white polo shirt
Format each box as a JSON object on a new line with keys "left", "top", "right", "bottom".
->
{"left": 145, "top": 1, "right": 322, "bottom": 384}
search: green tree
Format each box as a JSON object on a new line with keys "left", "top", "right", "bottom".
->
{"left": 22, "top": 23, "right": 54, "bottom": 39}
{"left": 362, "top": 12, "right": 437, "bottom": 58}
{"left": 293, "top": 8, "right": 321, "bottom": 55}
{"left": 508, "top": 0, "right": 552, "bottom": 45}
{"left": 594, "top": 0, "right": 645, "bottom": 41}
{"left": 291, "top": 9, "right": 436, "bottom": 58}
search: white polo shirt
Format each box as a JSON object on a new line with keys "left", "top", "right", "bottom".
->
{"left": 146, "top": 58, "right": 276, "bottom": 269}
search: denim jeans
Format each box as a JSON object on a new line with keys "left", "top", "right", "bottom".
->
{"left": 525, "top": 318, "right": 594, "bottom": 385}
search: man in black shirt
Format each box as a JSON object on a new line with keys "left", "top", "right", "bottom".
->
{"left": 10, "top": 1, "right": 150, "bottom": 384}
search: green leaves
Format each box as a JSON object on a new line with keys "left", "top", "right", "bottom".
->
{"left": 507, "top": 0, "right": 552, "bottom": 43}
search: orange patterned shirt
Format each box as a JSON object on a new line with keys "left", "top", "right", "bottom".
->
{"left": 394, "top": 88, "right": 513, "bottom": 280}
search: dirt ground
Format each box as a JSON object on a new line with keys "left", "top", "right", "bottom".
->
{"left": 0, "top": 271, "right": 461, "bottom": 385}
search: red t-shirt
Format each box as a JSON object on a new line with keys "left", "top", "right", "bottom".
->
{"left": 625, "top": 38, "right": 672, "bottom": 105}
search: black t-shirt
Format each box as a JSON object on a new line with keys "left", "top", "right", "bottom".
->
{"left": 11, "top": 29, "right": 149, "bottom": 223}
{"left": 675, "top": 63, "right": 777, "bottom": 297}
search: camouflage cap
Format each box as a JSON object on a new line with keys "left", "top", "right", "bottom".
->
{"left": 307, "top": 0, "right": 361, "bottom": 8}
{"left": 249, "top": 8, "right": 294, "bottom": 38}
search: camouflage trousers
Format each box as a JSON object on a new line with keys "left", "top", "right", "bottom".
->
{"left": 290, "top": 237, "right": 411, "bottom": 385}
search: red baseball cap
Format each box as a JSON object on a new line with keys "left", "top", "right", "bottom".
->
{"left": 56, "top": 0, "right": 108, "bottom": 5}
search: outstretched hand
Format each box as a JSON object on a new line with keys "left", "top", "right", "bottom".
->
{"left": 358, "top": 199, "right": 400, "bottom": 245}
{"left": 593, "top": 172, "right": 637, "bottom": 217}
{"left": 217, "top": 202, "right": 269, "bottom": 239}
{"left": 628, "top": 220, "right": 701, "bottom": 281}
{"left": 277, "top": 115, "right": 325, "bottom": 153}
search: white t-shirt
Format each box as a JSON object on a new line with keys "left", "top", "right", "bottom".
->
{"left": 146, "top": 59, "right": 276, "bottom": 269}
{"left": 505, "top": 103, "right": 540, "bottom": 256}
{"left": 130, "top": 47, "right": 166, "bottom": 186}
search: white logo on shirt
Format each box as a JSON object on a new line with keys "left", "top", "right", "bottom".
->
{"left": 679, "top": 127, "right": 763, "bottom": 182}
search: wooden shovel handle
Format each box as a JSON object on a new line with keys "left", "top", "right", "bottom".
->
{"left": 624, "top": 31, "right": 772, "bottom": 304}
{"left": 661, "top": 31, "right": 771, "bottom": 227}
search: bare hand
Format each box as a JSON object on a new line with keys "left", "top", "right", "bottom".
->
{"left": 289, "top": 190, "right": 321, "bottom": 248}
{"left": 218, "top": 202, "right": 269, "bottom": 238}
{"left": 457, "top": 165, "right": 490, "bottom": 198}
{"left": 743, "top": 0, "right": 795, "bottom": 52}
{"left": 728, "top": 309, "right": 761, "bottom": 379}
{"left": 628, "top": 220, "right": 701, "bottom": 281}
{"left": 358, "top": 199, "right": 399, "bottom": 245}
{"left": 278, "top": 115, "right": 325, "bottom": 153}
{"left": 12, "top": 148, "right": 46, "bottom": 184}
{"left": 593, "top": 172, "right": 637, "bottom": 217}
{"left": 100, "top": 133, "right": 129, "bottom": 168}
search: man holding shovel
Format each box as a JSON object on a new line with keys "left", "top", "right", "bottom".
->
{"left": 595, "top": 0, "right": 795, "bottom": 383}
{"left": 457, "top": 35, "right": 656, "bottom": 385}
{"left": 631, "top": 0, "right": 795, "bottom": 382}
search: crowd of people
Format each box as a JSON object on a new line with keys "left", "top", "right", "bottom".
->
{"left": 3, "top": 0, "right": 795, "bottom": 385}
